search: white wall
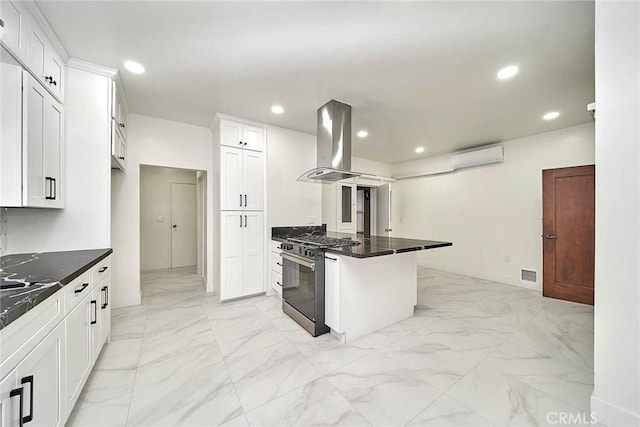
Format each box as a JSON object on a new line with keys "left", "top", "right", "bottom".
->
{"left": 140, "top": 166, "right": 197, "bottom": 271}
{"left": 391, "top": 123, "right": 595, "bottom": 289}
{"left": 5, "top": 66, "right": 111, "bottom": 254}
{"left": 265, "top": 125, "right": 322, "bottom": 228}
{"left": 352, "top": 156, "right": 393, "bottom": 178}
{"left": 111, "top": 114, "right": 214, "bottom": 307}
{"left": 592, "top": 1, "right": 640, "bottom": 425}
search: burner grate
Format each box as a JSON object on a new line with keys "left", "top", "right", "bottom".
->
{"left": 288, "top": 235, "right": 359, "bottom": 248}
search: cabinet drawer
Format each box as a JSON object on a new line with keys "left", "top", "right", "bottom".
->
{"left": 271, "top": 270, "right": 282, "bottom": 295}
{"left": 271, "top": 240, "right": 283, "bottom": 252}
{"left": 63, "top": 273, "right": 92, "bottom": 315}
{"left": 92, "top": 256, "right": 111, "bottom": 285}
{"left": 271, "top": 251, "right": 282, "bottom": 273}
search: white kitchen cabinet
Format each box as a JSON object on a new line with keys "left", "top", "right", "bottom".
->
{"left": 14, "top": 322, "right": 65, "bottom": 427}
{"left": 0, "top": 0, "right": 29, "bottom": 62}
{"left": 220, "top": 119, "right": 264, "bottom": 152}
{"left": 1, "top": 46, "right": 22, "bottom": 206}
{"left": 0, "top": 323, "right": 65, "bottom": 427}
{"left": 64, "top": 294, "right": 92, "bottom": 413}
{"left": 220, "top": 211, "right": 264, "bottom": 300}
{"left": 220, "top": 146, "right": 264, "bottom": 211}
{"left": 98, "top": 278, "right": 111, "bottom": 346}
{"left": 22, "top": 71, "right": 64, "bottom": 208}
{"left": 271, "top": 240, "right": 283, "bottom": 295}
{"left": 110, "top": 78, "right": 128, "bottom": 171}
{"left": 89, "top": 287, "right": 102, "bottom": 364}
{"left": 26, "top": 16, "right": 64, "bottom": 103}
{"left": 111, "top": 119, "right": 127, "bottom": 170}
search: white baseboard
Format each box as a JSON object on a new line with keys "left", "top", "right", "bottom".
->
{"left": 591, "top": 395, "right": 640, "bottom": 426}
{"left": 112, "top": 292, "right": 142, "bottom": 309}
{"left": 420, "top": 262, "right": 541, "bottom": 291}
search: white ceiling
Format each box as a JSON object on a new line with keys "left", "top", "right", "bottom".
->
{"left": 37, "top": 1, "right": 594, "bottom": 164}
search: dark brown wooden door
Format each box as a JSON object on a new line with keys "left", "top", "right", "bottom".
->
{"left": 542, "top": 165, "right": 595, "bottom": 305}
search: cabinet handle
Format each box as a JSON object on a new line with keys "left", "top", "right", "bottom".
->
{"left": 45, "top": 76, "right": 57, "bottom": 86}
{"left": 91, "top": 300, "right": 97, "bottom": 325}
{"left": 74, "top": 283, "right": 89, "bottom": 294}
{"left": 101, "top": 286, "right": 108, "bottom": 309}
{"left": 118, "top": 156, "right": 125, "bottom": 160}
{"left": 276, "top": 262, "right": 282, "bottom": 266}
{"left": 119, "top": 123, "right": 125, "bottom": 128}
{"left": 325, "top": 256, "right": 338, "bottom": 261}
{"left": 244, "top": 215, "right": 247, "bottom": 227}
{"left": 0, "top": 19, "right": 5, "bottom": 28}
{"left": 276, "top": 281, "right": 282, "bottom": 286}
{"left": 45, "top": 177, "right": 54, "bottom": 200}
{"left": 239, "top": 215, "right": 242, "bottom": 228}
{"left": 244, "top": 194, "right": 247, "bottom": 207}
{"left": 20, "top": 376, "right": 34, "bottom": 423}
{"left": 10, "top": 387, "right": 24, "bottom": 427}
{"left": 238, "top": 141, "right": 243, "bottom": 146}
{"left": 98, "top": 266, "right": 109, "bottom": 273}
{"left": 106, "top": 286, "right": 109, "bottom": 307}
{"left": 244, "top": 142, "right": 247, "bottom": 146}
{"left": 239, "top": 194, "right": 242, "bottom": 207}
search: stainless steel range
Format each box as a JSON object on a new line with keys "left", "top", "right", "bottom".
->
{"left": 281, "top": 234, "right": 359, "bottom": 336}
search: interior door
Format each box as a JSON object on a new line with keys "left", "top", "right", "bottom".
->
{"left": 170, "top": 183, "right": 197, "bottom": 268}
{"left": 376, "top": 183, "right": 392, "bottom": 236}
{"left": 542, "top": 165, "right": 595, "bottom": 305}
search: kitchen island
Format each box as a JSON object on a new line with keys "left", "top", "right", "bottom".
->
{"left": 273, "top": 226, "right": 452, "bottom": 342}
{"left": 323, "top": 233, "right": 452, "bottom": 342}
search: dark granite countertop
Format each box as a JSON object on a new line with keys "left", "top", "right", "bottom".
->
{"left": 0, "top": 249, "right": 112, "bottom": 330}
{"left": 272, "top": 226, "right": 452, "bottom": 258}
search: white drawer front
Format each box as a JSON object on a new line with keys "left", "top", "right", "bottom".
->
{"left": 271, "top": 240, "right": 283, "bottom": 252}
{"left": 63, "top": 273, "right": 92, "bottom": 316}
{"left": 91, "top": 256, "right": 111, "bottom": 285}
{"left": 271, "top": 251, "right": 283, "bottom": 273}
{"left": 271, "top": 270, "right": 282, "bottom": 295}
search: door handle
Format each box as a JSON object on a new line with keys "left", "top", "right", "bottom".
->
{"left": 20, "top": 376, "right": 34, "bottom": 423}
{"left": 9, "top": 387, "right": 24, "bottom": 427}
{"left": 543, "top": 234, "right": 557, "bottom": 240}
{"left": 91, "top": 300, "right": 97, "bottom": 325}
{"left": 172, "top": 224, "right": 177, "bottom": 229}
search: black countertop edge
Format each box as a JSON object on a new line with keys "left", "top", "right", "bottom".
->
{"left": 0, "top": 248, "right": 113, "bottom": 331}
{"left": 272, "top": 225, "right": 327, "bottom": 240}
{"left": 326, "top": 241, "right": 453, "bottom": 258}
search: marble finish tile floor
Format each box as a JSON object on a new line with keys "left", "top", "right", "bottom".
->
{"left": 67, "top": 266, "right": 594, "bottom": 427}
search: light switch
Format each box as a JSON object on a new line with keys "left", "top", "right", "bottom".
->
{"left": 157, "top": 216, "right": 165, "bottom": 222}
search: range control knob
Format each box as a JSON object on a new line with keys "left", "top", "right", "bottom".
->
{"left": 306, "top": 249, "right": 315, "bottom": 258}
{"left": 282, "top": 243, "right": 293, "bottom": 251}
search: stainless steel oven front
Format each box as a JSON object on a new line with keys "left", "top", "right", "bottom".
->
{"left": 281, "top": 251, "right": 330, "bottom": 337}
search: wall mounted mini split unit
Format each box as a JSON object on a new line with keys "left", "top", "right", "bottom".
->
{"left": 451, "top": 146, "right": 504, "bottom": 170}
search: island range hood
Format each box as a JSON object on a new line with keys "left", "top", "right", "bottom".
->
{"left": 298, "top": 99, "right": 362, "bottom": 183}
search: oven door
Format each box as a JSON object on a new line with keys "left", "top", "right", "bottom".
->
{"left": 282, "top": 252, "right": 317, "bottom": 321}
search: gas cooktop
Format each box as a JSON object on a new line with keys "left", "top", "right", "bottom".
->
{"left": 287, "top": 235, "right": 360, "bottom": 248}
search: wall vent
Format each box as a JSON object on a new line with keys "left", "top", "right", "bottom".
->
{"left": 521, "top": 269, "right": 537, "bottom": 283}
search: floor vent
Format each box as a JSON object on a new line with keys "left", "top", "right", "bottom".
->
{"left": 521, "top": 269, "right": 537, "bottom": 282}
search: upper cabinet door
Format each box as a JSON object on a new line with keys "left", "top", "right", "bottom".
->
{"left": 27, "top": 18, "right": 46, "bottom": 81}
{"left": 242, "top": 124, "right": 264, "bottom": 152}
{"left": 23, "top": 72, "right": 47, "bottom": 207}
{"left": 0, "top": 0, "right": 29, "bottom": 62}
{"left": 44, "top": 47, "right": 64, "bottom": 103}
{"left": 1, "top": 47, "right": 23, "bottom": 207}
{"left": 220, "top": 146, "right": 244, "bottom": 210}
{"left": 44, "top": 95, "right": 64, "bottom": 208}
{"left": 220, "top": 120, "right": 243, "bottom": 149}
{"left": 243, "top": 150, "right": 264, "bottom": 211}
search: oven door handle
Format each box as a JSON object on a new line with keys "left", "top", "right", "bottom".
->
{"left": 281, "top": 252, "right": 316, "bottom": 271}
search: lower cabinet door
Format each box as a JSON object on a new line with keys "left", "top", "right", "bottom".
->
{"left": 15, "top": 322, "right": 65, "bottom": 427}
{"left": 0, "top": 370, "right": 19, "bottom": 427}
{"left": 90, "top": 287, "right": 102, "bottom": 363}
{"left": 242, "top": 211, "right": 264, "bottom": 295}
{"left": 64, "top": 295, "right": 91, "bottom": 412}
{"left": 220, "top": 211, "right": 244, "bottom": 300}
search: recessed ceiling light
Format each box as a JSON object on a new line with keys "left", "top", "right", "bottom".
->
{"left": 497, "top": 65, "right": 518, "bottom": 80}
{"left": 124, "top": 60, "right": 145, "bottom": 74}
{"left": 543, "top": 111, "right": 560, "bottom": 120}
{"left": 271, "top": 105, "right": 284, "bottom": 114}
{"left": 357, "top": 130, "right": 368, "bottom": 138}
{"left": 415, "top": 146, "right": 425, "bottom": 153}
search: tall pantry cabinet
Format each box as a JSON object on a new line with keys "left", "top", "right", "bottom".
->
{"left": 213, "top": 116, "right": 266, "bottom": 301}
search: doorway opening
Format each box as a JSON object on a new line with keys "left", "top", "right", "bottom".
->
{"left": 140, "top": 165, "right": 207, "bottom": 285}
{"left": 356, "top": 187, "right": 371, "bottom": 237}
